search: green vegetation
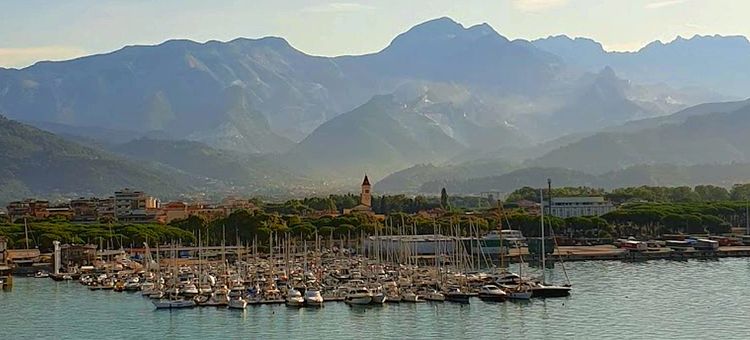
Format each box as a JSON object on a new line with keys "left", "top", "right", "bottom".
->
{"left": 506, "top": 184, "right": 750, "bottom": 204}
{"left": 0, "top": 221, "right": 193, "bottom": 251}
{"left": 7, "top": 183, "right": 750, "bottom": 252}
{"left": 0, "top": 115, "right": 190, "bottom": 205}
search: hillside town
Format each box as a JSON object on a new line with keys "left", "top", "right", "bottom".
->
{"left": 3, "top": 188, "right": 259, "bottom": 225}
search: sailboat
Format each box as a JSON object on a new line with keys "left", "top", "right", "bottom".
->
{"left": 528, "top": 186, "right": 571, "bottom": 298}
{"left": 153, "top": 243, "right": 196, "bottom": 309}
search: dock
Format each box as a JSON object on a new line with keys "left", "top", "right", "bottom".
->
{"left": 503, "top": 245, "right": 750, "bottom": 263}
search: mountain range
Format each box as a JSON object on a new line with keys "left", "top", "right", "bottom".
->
{"left": 533, "top": 34, "right": 750, "bottom": 97}
{"left": 0, "top": 115, "right": 191, "bottom": 204}
{"left": 1, "top": 17, "right": 749, "bottom": 201}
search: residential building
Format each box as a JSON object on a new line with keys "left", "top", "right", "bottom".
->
{"left": 114, "top": 188, "right": 147, "bottom": 218}
{"left": 114, "top": 189, "right": 157, "bottom": 222}
{"left": 219, "top": 196, "right": 257, "bottom": 215}
{"left": 46, "top": 205, "right": 74, "bottom": 220}
{"left": 71, "top": 197, "right": 99, "bottom": 221}
{"left": 543, "top": 196, "right": 615, "bottom": 218}
{"left": 97, "top": 197, "right": 115, "bottom": 219}
{"left": 161, "top": 201, "right": 190, "bottom": 223}
{"left": 6, "top": 199, "right": 49, "bottom": 221}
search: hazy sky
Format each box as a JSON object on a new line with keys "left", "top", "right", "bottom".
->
{"left": 1, "top": 0, "right": 748, "bottom": 68}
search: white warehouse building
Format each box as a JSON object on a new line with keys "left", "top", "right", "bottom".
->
{"left": 543, "top": 197, "right": 615, "bottom": 218}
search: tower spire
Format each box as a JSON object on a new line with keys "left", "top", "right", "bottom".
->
{"left": 360, "top": 173, "right": 372, "bottom": 207}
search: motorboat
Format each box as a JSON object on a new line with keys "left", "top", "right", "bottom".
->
{"left": 148, "top": 291, "right": 165, "bottom": 299}
{"left": 478, "top": 285, "right": 507, "bottom": 302}
{"left": 123, "top": 277, "right": 141, "bottom": 291}
{"left": 370, "top": 291, "right": 387, "bottom": 304}
{"left": 345, "top": 287, "right": 373, "bottom": 305}
{"left": 286, "top": 288, "right": 305, "bottom": 307}
{"left": 181, "top": 282, "right": 199, "bottom": 297}
{"left": 423, "top": 289, "right": 445, "bottom": 302}
{"left": 153, "top": 297, "right": 196, "bottom": 309}
{"left": 33, "top": 271, "right": 49, "bottom": 278}
{"left": 495, "top": 273, "right": 522, "bottom": 285}
{"left": 401, "top": 291, "right": 422, "bottom": 303}
{"left": 444, "top": 287, "right": 471, "bottom": 304}
{"left": 140, "top": 281, "right": 157, "bottom": 295}
{"left": 304, "top": 289, "right": 324, "bottom": 307}
{"left": 505, "top": 285, "right": 533, "bottom": 300}
{"left": 202, "top": 293, "right": 229, "bottom": 307}
{"left": 228, "top": 296, "right": 248, "bottom": 309}
{"left": 529, "top": 283, "right": 571, "bottom": 298}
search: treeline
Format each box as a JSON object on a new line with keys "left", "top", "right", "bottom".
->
{"left": 0, "top": 220, "right": 193, "bottom": 251}
{"left": 600, "top": 201, "right": 748, "bottom": 237}
{"left": 507, "top": 184, "right": 750, "bottom": 204}
{"left": 170, "top": 210, "right": 495, "bottom": 248}
{"left": 262, "top": 194, "right": 489, "bottom": 215}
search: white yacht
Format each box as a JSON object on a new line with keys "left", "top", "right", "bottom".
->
{"left": 228, "top": 296, "right": 248, "bottom": 309}
{"left": 401, "top": 291, "right": 422, "bottom": 303}
{"left": 286, "top": 288, "right": 305, "bottom": 307}
{"left": 423, "top": 289, "right": 445, "bottom": 302}
{"left": 304, "top": 289, "right": 324, "bottom": 307}
{"left": 181, "top": 282, "right": 199, "bottom": 297}
{"left": 152, "top": 296, "right": 196, "bottom": 309}
{"left": 478, "top": 285, "right": 508, "bottom": 302}
{"left": 123, "top": 277, "right": 141, "bottom": 291}
{"left": 344, "top": 287, "right": 373, "bottom": 305}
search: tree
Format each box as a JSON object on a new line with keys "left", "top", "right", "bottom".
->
{"left": 684, "top": 214, "right": 704, "bottom": 234}
{"left": 731, "top": 183, "right": 750, "bottom": 201}
{"left": 668, "top": 186, "right": 701, "bottom": 202}
{"left": 440, "top": 188, "right": 449, "bottom": 209}
{"left": 694, "top": 185, "right": 730, "bottom": 201}
{"left": 661, "top": 214, "right": 686, "bottom": 233}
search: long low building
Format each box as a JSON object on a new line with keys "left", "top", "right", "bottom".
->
{"left": 543, "top": 196, "right": 616, "bottom": 218}
{"left": 364, "top": 234, "right": 512, "bottom": 258}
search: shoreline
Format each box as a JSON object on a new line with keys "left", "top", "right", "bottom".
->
{"left": 503, "top": 245, "right": 750, "bottom": 263}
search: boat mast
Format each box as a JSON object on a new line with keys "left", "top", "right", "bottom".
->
{"left": 24, "top": 218, "right": 30, "bottom": 250}
{"left": 540, "top": 188, "right": 546, "bottom": 284}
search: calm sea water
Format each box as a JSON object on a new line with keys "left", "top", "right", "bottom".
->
{"left": 3, "top": 259, "right": 750, "bottom": 340}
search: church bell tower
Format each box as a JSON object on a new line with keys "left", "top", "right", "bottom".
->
{"left": 360, "top": 174, "right": 372, "bottom": 207}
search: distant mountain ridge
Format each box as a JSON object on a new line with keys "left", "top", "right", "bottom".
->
{"left": 530, "top": 102, "right": 750, "bottom": 174}
{"left": 0, "top": 17, "right": 722, "bottom": 157}
{"left": 0, "top": 115, "right": 192, "bottom": 204}
{"left": 419, "top": 163, "right": 750, "bottom": 195}
{"left": 111, "top": 138, "right": 308, "bottom": 192}
{"left": 0, "top": 17, "right": 747, "bottom": 197}
{"left": 533, "top": 34, "right": 750, "bottom": 97}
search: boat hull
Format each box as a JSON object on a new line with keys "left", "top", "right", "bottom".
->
{"left": 531, "top": 286, "right": 571, "bottom": 298}
{"left": 478, "top": 293, "right": 508, "bottom": 302}
{"left": 445, "top": 293, "right": 471, "bottom": 304}
{"left": 228, "top": 299, "right": 248, "bottom": 309}
{"left": 345, "top": 296, "right": 372, "bottom": 305}
{"left": 152, "top": 299, "right": 196, "bottom": 309}
{"left": 370, "top": 293, "right": 387, "bottom": 305}
{"left": 286, "top": 298, "right": 305, "bottom": 307}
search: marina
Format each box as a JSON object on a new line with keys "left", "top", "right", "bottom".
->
{"left": 3, "top": 258, "right": 750, "bottom": 339}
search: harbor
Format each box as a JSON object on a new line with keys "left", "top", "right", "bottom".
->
{"left": 4, "top": 258, "right": 750, "bottom": 339}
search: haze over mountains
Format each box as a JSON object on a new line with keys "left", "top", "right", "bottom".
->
{"left": 533, "top": 34, "right": 750, "bottom": 97}
{"left": 1, "top": 17, "right": 749, "bottom": 202}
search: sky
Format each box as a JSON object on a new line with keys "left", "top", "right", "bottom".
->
{"left": 1, "top": 0, "right": 749, "bottom": 68}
